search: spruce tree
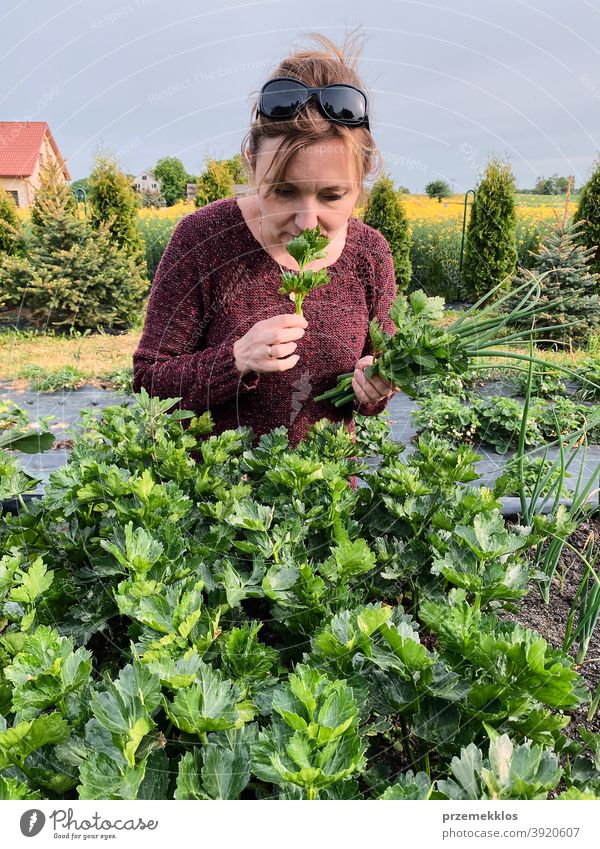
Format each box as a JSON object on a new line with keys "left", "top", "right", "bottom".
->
{"left": 30, "top": 159, "right": 81, "bottom": 252}
{"left": 0, "top": 187, "right": 23, "bottom": 256}
{"left": 461, "top": 156, "right": 518, "bottom": 301}
{"left": 362, "top": 174, "right": 411, "bottom": 290}
{"left": 502, "top": 216, "right": 600, "bottom": 350}
{"left": 0, "top": 157, "right": 148, "bottom": 328}
{"left": 573, "top": 156, "right": 600, "bottom": 275}
{"left": 87, "top": 151, "right": 147, "bottom": 269}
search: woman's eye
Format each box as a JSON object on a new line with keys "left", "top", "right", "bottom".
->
{"left": 276, "top": 189, "right": 344, "bottom": 200}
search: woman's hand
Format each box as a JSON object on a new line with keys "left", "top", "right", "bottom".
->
{"left": 234, "top": 313, "right": 308, "bottom": 375}
{"left": 352, "top": 356, "right": 399, "bottom": 405}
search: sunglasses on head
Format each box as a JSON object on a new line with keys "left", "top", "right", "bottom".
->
{"left": 258, "top": 76, "right": 370, "bottom": 130}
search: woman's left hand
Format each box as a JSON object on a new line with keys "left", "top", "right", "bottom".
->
{"left": 352, "top": 356, "right": 399, "bottom": 405}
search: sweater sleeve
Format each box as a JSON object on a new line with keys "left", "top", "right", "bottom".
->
{"left": 352, "top": 236, "right": 399, "bottom": 418}
{"left": 132, "top": 213, "right": 260, "bottom": 413}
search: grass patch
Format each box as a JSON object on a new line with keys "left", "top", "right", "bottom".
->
{"left": 18, "top": 365, "right": 87, "bottom": 392}
{"left": 0, "top": 327, "right": 141, "bottom": 382}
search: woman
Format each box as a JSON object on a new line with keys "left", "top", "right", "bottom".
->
{"left": 132, "top": 31, "right": 399, "bottom": 474}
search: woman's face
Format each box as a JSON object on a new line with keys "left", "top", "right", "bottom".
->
{"left": 251, "top": 136, "right": 361, "bottom": 249}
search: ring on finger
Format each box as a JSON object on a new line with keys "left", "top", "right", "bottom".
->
{"left": 267, "top": 344, "right": 274, "bottom": 358}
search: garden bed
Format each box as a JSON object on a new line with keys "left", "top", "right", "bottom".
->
{"left": 1, "top": 391, "right": 600, "bottom": 801}
{"left": 499, "top": 513, "right": 600, "bottom": 737}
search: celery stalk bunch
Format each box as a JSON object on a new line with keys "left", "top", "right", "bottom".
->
{"left": 279, "top": 226, "right": 331, "bottom": 316}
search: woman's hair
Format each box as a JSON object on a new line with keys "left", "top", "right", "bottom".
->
{"left": 240, "top": 29, "right": 382, "bottom": 199}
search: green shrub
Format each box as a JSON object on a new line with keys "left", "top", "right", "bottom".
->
{"left": 477, "top": 395, "right": 542, "bottom": 454}
{"left": 514, "top": 368, "right": 566, "bottom": 398}
{"left": 195, "top": 158, "right": 234, "bottom": 207}
{"left": 88, "top": 151, "right": 147, "bottom": 268}
{"left": 363, "top": 176, "right": 412, "bottom": 290}
{"left": 503, "top": 218, "right": 600, "bottom": 351}
{"left": 409, "top": 221, "right": 461, "bottom": 299}
{"left": 573, "top": 155, "right": 600, "bottom": 275}
{"left": 575, "top": 358, "right": 600, "bottom": 401}
{"left": 0, "top": 187, "right": 23, "bottom": 257}
{"left": 106, "top": 366, "right": 133, "bottom": 394}
{"left": 461, "top": 156, "right": 518, "bottom": 301}
{"left": 0, "top": 159, "right": 148, "bottom": 330}
{"left": 153, "top": 157, "right": 188, "bottom": 206}
{"left": 413, "top": 394, "right": 480, "bottom": 443}
{"left": 137, "top": 217, "right": 179, "bottom": 280}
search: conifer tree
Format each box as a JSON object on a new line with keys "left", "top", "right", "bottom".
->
{"left": 0, "top": 158, "right": 148, "bottom": 328}
{"left": 573, "top": 156, "right": 600, "bottom": 275}
{"left": 30, "top": 158, "right": 81, "bottom": 252}
{"left": 363, "top": 174, "right": 411, "bottom": 290}
{"left": 502, "top": 185, "right": 600, "bottom": 350}
{"left": 0, "top": 187, "right": 23, "bottom": 256}
{"left": 87, "top": 151, "right": 147, "bottom": 269}
{"left": 461, "top": 156, "right": 518, "bottom": 301}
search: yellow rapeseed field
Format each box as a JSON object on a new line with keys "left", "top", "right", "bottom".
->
{"left": 136, "top": 200, "right": 195, "bottom": 220}
{"left": 355, "top": 195, "right": 568, "bottom": 226}
{"left": 15, "top": 194, "right": 567, "bottom": 226}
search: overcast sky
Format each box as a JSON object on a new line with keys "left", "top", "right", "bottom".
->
{"left": 2, "top": 0, "right": 599, "bottom": 192}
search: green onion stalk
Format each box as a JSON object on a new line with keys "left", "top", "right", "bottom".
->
{"left": 314, "top": 267, "right": 600, "bottom": 407}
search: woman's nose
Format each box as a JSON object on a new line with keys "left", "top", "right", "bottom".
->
{"left": 294, "top": 207, "right": 320, "bottom": 231}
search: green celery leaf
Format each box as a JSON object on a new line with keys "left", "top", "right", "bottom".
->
{"left": 379, "top": 770, "right": 432, "bottom": 799}
{"left": 78, "top": 752, "right": 148, "bottom": 800}
{"left": 0, "top": 712, "right": 69, "bottom": 770}
{"left": 90, "top": 662, "right": 161, "bottom": 766}
{"left": 164, "top": 661, "right": 243, "bottom": 737}
{"left": 201, "top": 741, "right": 250, "bottom": 799}
{"left": 174, "top": 750, "right": 208, "bottom": 799}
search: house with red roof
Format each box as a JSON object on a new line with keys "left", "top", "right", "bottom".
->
{"left": 0, "top": 121, "right": 70, "bottom": 208}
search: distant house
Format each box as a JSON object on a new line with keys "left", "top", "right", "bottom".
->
{"left": 0, "top": 121, "right": 71, "bottom": 207}
{"left": 133, "top": 170, "right": 160, "bottom": 192}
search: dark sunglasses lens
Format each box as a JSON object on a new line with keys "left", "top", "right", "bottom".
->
{"left": 261, "top": 79, "right": 307, "bottom": 117}
{"left": 321, "top": 85, "right": 367, "bottom": 123}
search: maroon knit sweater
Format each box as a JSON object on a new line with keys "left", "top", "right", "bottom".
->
{"left": 132, "top": 197, "right": 398, "bottom": 457}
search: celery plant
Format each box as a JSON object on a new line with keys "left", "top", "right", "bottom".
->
{"left": 279, "top": 226, "right": 331, "bottom": 315}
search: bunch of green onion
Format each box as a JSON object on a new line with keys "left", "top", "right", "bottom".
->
{"left": 314, "top": 270, "right": 598, "bottom": 407}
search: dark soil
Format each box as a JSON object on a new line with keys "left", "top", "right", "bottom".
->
{"left": 499, "top": 512, "right": 600, "bottom": 738}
